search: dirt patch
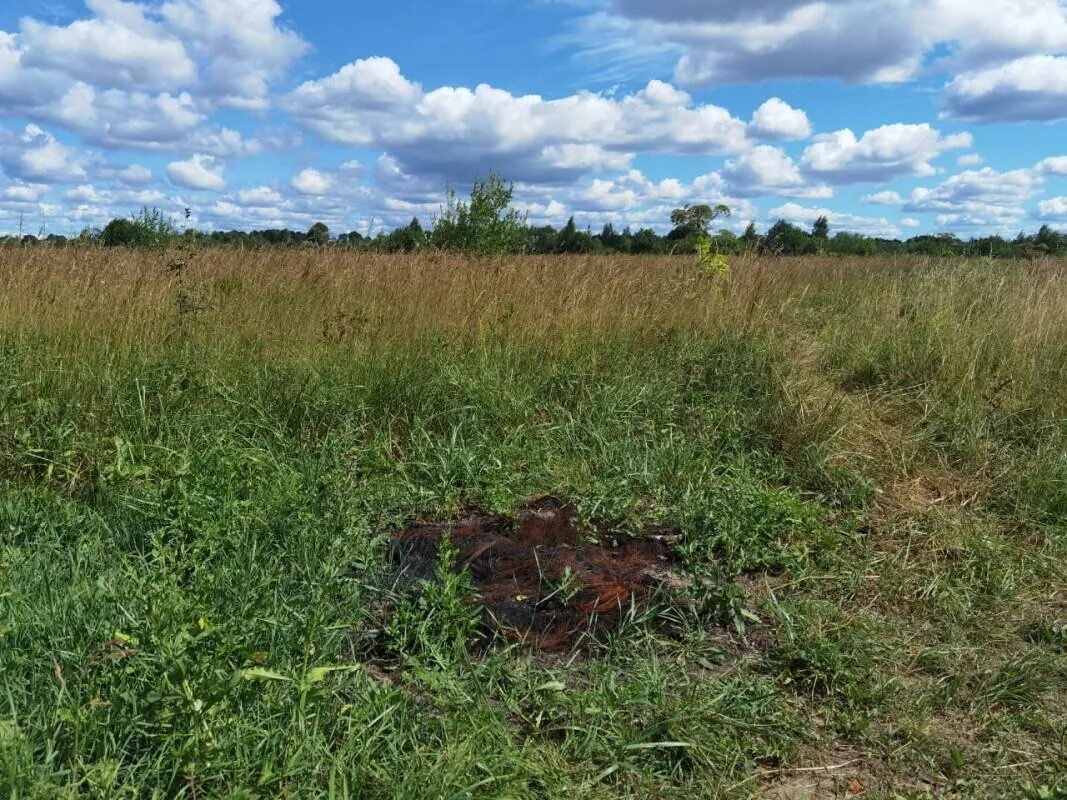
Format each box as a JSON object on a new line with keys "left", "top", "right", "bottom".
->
{"left": 759, "top": 745, "right": 881, "bottom": 800}
{"left": 390, "top": 498, "right": 680, "bottom": 650}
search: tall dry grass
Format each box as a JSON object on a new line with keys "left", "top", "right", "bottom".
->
{"left": 0, "top": 248, "right": 935, "bottom": 347}
{"left": 3, "top": 249, "right": 1063, "bottom": 412}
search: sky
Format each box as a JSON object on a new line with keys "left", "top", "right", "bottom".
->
{"left": 2, "top": 0, "right": 1067, "bottom": 239}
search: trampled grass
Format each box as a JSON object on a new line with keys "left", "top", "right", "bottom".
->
{"left": 1, "top": 248, "right": 1065, "bottom": 798}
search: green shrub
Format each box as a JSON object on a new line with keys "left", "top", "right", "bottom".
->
{"left": 431, "top": 174, "right": 526, "bottom": 255}
{"left": 101, "top": 207, "right": 179, "bottom": 248}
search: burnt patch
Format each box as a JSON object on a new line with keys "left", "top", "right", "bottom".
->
{"left": 390, "top": 498, "right": 681, "bottom": 651}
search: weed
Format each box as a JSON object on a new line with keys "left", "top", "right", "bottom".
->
{"left": 385, "top": 533, "right": 484, "bottom": 667}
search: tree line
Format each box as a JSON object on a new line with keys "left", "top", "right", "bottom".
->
{"left": 4, "top": 175, "right": 1066, "bottom": 259}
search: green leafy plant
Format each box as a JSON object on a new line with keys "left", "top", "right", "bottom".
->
{"left": 431, "top": 173, "right": 527, "bottom": 255}
{"left": 696, "top": 236, "right": 731, "bottom": 280}
{"left": 385, "top": 533, "right": 483, "bottom": 667}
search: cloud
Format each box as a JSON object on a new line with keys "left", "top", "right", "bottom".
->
{"left": 801, "top": 123, "right": 972, "bottom": 183}
{"left": 3, "top": 3, "right": 1066, "bottom": 238}
{"left": 1036, "top": 156, "right": 1067, "bottom": 176}
{"left": 862, "top": 191, "right": 904, "bottom": 205}
{"left": 0, "top": 68, "right": 261, "bottom": 155}
{"left": 19, "top": 1, "right": 196, "bottom": 92}
{"left": 901, "top": 217, "right": 921, "bottom": 228}
{"left": 0, "top": 0, "right": 306, "bottom": 154}
{"left": 512, "top": 198, "right": 569, "bottom": 222}
{"left": 166, "top": 153, "right": 225, "bottom": 190}
{"left": 748, "top": 97, "right": 812, "bottom": 141}
{"left": 20, "top": 0, "right": 309, "bottom": 109}
{"left": 943, "top": 55, "right": 1067, "bottom": 122}
{"left": 237, "top": 185, "right": 283, "bottom": 206}
{"left": 159, "top": 0, "right": 308, "bottom": 109}
{"left": 66, "top": 184, "right": 104, "bottom": 203}
{"left": 3, "top": 182, "right": 51, "bottom": 203}
{"left": 291, "top": 168, "right": 333, "bottom": 196}
{"left": 129, "top": 189, "right": 165, "bottom": 205}
{"left": 769, "top": 201, "right": 901, "bottom": 237}
{"left": 923, "top": 0, "right": 1067, "bottom": 64}
{"left": 594, "top": 0, "right": 1067, "bottom": 90}
{"left": 0, "top": 125, "right": 88, "bottom": 182}
{"left": 198, "top": 164, "right": 374, "bottom": 233}
{"left": 1037, "top": 197, "right": 1067, "bottom": 220}
{"left": 905, "top": 167, "right": 1038, "bottom": 227}
{"left": 283, "top": 59, "right": 750, "bottom": 183}
{"left": 118, "top": 164, "right": 153, "bottom": 184}
{"left": 51, "top": 83, "right": 204, "bottom": 145}
{"left": 723, "top": 145, "right": 831, "bottom": 197}
{"left": 609, "top": 1, "right": 923, "bottom": 86}
{"left": 507, "top": 168, "right": 759, "bottom": 232}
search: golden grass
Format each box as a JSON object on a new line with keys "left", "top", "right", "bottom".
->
{"left": 2, "top": 247, "right": 1065, "bottom": 398}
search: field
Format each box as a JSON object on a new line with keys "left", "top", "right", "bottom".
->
{"left": 1, "top": 248, "right": 1065, "bottom": 799}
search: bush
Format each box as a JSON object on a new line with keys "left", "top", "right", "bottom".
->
{"left": 101, "top": 208, "right": 178, "bottom": 248}
{"left": 431, "top": 174, "right": 526, "bottom": 255}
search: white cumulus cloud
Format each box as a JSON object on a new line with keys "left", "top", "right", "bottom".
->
{"left": 1037, "top": 197, "right": 1067, "bottom": 220}
{"left": 862, "top": 191, "right": 904, "bottom": 205}
{"left": 769, "top": 201, "right": 901, "bottom": 238}
{"left": 748, "top": 97, "right": 812, "bottom": 141}
{"left": 905, "top": 167, "right": 1039, "bottom": 227}
{"left": 167, "top": 153, "right": 225, "bottom": 191}
{"left": 237, "top": 185, "right": 283, "bottom": 206}
{"left": 0, "top": 125, "right": 88, "bottom": 182}
{"left": 283, "top": 59, "right": 751, "bottom": 183}
{"left": 724, "top": 145, "right": 831, "bottom": 197}
{"left": 802, "top": 123, "right": 972, "bottom": 183}
{"left": 943, "top": 55, "right": 1067, "bottom": 122}
{"left": 291, "top": 168, "right": 333, "bottom": 196}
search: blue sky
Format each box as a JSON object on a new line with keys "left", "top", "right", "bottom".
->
{"left": 2, "top": 0, "right": 1067, "bottom": 238}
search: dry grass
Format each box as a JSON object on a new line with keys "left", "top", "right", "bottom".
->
{"left": 4, "top": 248, "right": 1062, "bottom": 347}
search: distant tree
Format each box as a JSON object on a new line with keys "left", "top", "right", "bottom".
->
{"left": 557, "top": 216, "right": 598, "bottom": 253}
{"left": 597, "top": 223, "right": 628, "bottom": 253}
{"left": 812, "top": 215, "right": 830, "bottom": 241}
{"left": 668, "top": 203, "right": 731, "bottom": 243}
{"left": 740, "top": 222, "right": 761, "bottom": 251}
{"left": 630, "top": 227, "right": 666, "bottom": 255}
{"left": 524, "top": 224, "right": 560, "bottom": 254}
{"left": 431, "top": 173, "right": 527, "bottom": 255}
{"left": 377, "top": 218, "right": 427, "bottom": 252}
{"left": 764, "top": 220, "right": 814, "bottom": 256}
{"left": 337, "top": 231, "right": 365, "bottom": 249}
{"left": 307, "top": 222, "right": 330, "bottom": 246}
{"left": 101, "top": 218, "right": 140, "bottom": 247}
{"left": 712, "top": 229, "right": 739, "bottom": 255}
{"left": 1035, "top": 224, "right": 1064, "bottom": 257}
{"left": 557, "top": 217, "right": 579, "bottom": 252}
{"left": 403, "top": 217, "right": 427, "bottom": 250}
{"left": 824, "top": 232, "right": 876, "bottom": 256}
{"left": 101, "top": 207, "right": 177, "bottom": 248}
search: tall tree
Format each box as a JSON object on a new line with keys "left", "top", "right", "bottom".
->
{"left": 668, "top": 203, "right": 732, "bottom": 241}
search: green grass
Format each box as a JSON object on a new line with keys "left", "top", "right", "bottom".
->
{"left": 1, "top": 251, "right": 1065, "bottom": 798}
